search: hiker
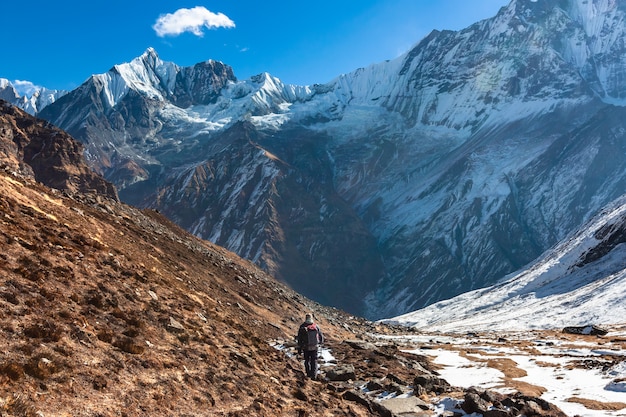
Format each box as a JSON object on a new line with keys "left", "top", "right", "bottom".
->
{"left": 297, "top": 313, "right": 324, "bottom": 379}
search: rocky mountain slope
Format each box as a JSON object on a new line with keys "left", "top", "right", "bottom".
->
{"left": 0, "top": 102, "right": 572, "bottom": 417}
{"left": 0, "top": 101, "right": 117, "bottom": 200}
{"left": 8, "top": 0, "right": 626, "bottom": 320}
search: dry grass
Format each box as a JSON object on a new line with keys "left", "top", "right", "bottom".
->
{"left": 566, "top": 397, "right": 626, "bottom": 411}
{"left": 0, "top": 171, "right": 377, "bottom": 416}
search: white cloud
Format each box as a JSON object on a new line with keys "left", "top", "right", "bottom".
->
{"left": 12, "top": 80, "right": 40, "bottom": 96}
{"left": 153, "top": 6, "right": 235, "bottom": 37}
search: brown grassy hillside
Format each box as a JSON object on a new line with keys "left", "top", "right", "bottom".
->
{"left": 0, "top": 169, "right": 379, "bottom": 416}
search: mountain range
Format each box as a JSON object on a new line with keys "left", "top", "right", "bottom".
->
{"left": 3, "top": 0, "right": 626, "bottom": 320}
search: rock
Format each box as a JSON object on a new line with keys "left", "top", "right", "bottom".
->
{"left": 385, "top": 381, "right": 410, "bottom": 396}
{"left": 379, "top": 396, "right": 430, "bottom": 415}
{"left": 342, "top": 390, "right": 370, "bottom": 408}
{"left": 483, "top": 409, "right": 512, "bottom": 417}
{"left": 522, "top": 400, "right": 545, "bottom": 415}
{"left": 462, "top": 391, "right": 491, "bottom": 414}
{"left": 167, "top": 317, "right": 185, "bottom": 333}
{"left": 327, "top": 381, "right": 353, "bottom": 393}
{"left": 413, "top": 374, "right": 450, "bottom": 394}
{"left": 481, "top": 389, "right": 505, "bottom": 404}
{"left": 0, "top": 101, "right": 118, "bottom": 200}
{"left": 345, "top": 340, "right": 378, "bottom": 350}
{"left": 563, "top": 325, "right": 608, "bottom": 336}
{"left": 366, "top": 379, "right": 385, "bottom": 392}
{"left": 326, "top": 364, "right": 356, "bottom": 381}
{"left": 501, "top": 393, "right": 567, "bottom": 417}
{"left": 293, "top": 388, "right": 308, "bottom": 401}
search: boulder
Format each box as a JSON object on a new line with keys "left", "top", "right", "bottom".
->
{"left": 326, "top": 364, "right": 356, "bottom": 382}
{"left": 345, "top": 340, "right": 378, "bottom": 350}
{"left": 379, "top": 396, "right": 430, "bottom": 415}
{"left": 166, "top": 317, "right": 185, "bottom": 333}
{"left": 462, "top": 391, "right": 491, "bottom": 414}
{"left": 413, "top": 374, "right": 450, "bottom": 395}
{"left": 563, "top": 325, "right": 608, "bottom": 336}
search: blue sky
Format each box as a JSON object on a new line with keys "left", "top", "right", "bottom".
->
{"left": 3, "top": 1, "right": 509, "bottom": 94}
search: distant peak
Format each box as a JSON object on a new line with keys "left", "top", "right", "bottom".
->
{"left": 250, "top": 72, "right": 276, "bottom": 84}
{"left": 142, "top": 47, "right": 159, "bottom": 59}
{"left": 136, "top": 47, "right": 163, "bottom": 70}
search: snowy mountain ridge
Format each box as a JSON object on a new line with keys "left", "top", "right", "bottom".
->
{"left": 385, "top": 193, "right": 626, "bottom": 331}
{"left": 0, "top": 78, "right": 67, "bottom": 114}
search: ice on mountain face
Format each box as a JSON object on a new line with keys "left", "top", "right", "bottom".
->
{"left": 0, "top": 79, "right": 19, "bottom": 102}
{"left": 558, "top": 0, "right": 626, "bottom": 105}
{"left": 109, "top": 51, "right": 175, "bottom": 103}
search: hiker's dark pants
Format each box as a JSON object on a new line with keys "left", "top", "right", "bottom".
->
{"left": 303, "top": 349, "right": 317, "bottom": 378}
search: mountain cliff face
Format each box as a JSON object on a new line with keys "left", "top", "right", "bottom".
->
{"left": 25, "top": 0, "right": 626, "bottom": 318}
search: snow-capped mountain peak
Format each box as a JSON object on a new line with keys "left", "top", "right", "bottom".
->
{"left": 97, "top": 48, "right": 179, "bottom": 107}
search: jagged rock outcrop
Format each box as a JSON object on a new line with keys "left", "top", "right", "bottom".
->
{"left": 563, "top": 325, "right": 609, "bottom": 336}
{"left": 0, "top": 100, "right": 118, "bottom": 200}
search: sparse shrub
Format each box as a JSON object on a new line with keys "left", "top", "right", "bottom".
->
{"left": 23, "top": 294, "right": 48, "bottom": 309}
{"left": 85, "top": 290, "right": 105, "bottom": 309}
{"left": 24, "top": 355, "right": 59, "bottom": 380}
{"left": 2, "top": 393, "right": 38, "bottom": 417}
{"left": 23, "top": 321, "right": 62, "bottom": 342}
{"left": 14, "top": 264, "right": 45, "bottom": 282}
{"left": 0, "top": 362, "right": 24, "bottom": 381}
{"left": 71, "top": 234, "right": 89, "bottom": 248}
{"left": 113, "top": 337, "right": 146, "bottom": 354}
{"left": 97, "top": 328, "right": 114, "bottom": 343}
{"left": 39, "top": 287, "right": 58, "bottom": 301}
{"left": 0, "top": 290, "right": 19, "bottom": 305}
{"left": 133, "top": 270, "right": 148, "bottom": 283}
{"left": 16, "top": 343, "right": 35, "bottom": 356}
{"left": 52, "top": 265, "right": 74, "bottom": 283}
{"left": 92, "top": 375, "right": 108, "bottom": 390}
{"left": 111, "top": 307, "right": 127, "bottom": 320}
{"left": 125, "top": 316, "right": 143, "bottom": 328}
{"left": 111, "top": 308, "right": 143, "bottom": 328}
{"left": 56, "top": 309, "right": 73, "bottom": 319}
{"left": 123, "top": 327, "right": 140, "bottom": 338}
{"left": 52, "top": 342, "right": 73, "bottom": 358}
{"left": 1, "top": 323, "right": 15, "bottom": 334}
